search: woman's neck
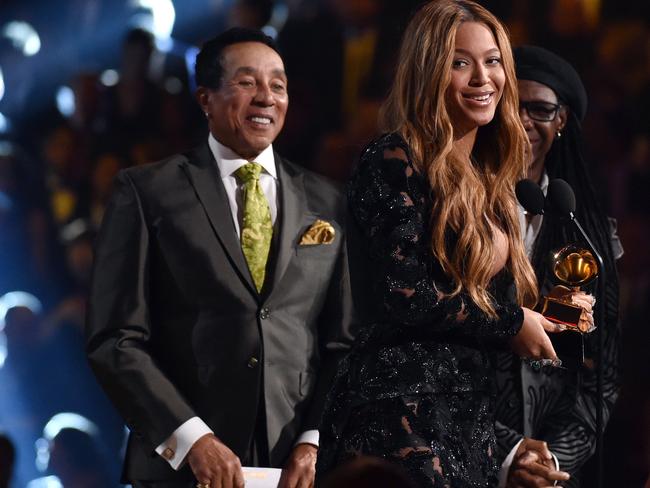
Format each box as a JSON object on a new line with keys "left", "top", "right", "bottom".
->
{"left": 453, "top": 127, "right": 478, "bottom": 163}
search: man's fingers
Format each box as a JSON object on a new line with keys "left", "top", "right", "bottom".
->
{"left": 575, "top": 292, "right": 594, "bottom": 307}
{"left": 281, "top": 467, "right": 310, "bottom": 488}
{"left": 297, "top": 467, "right": 315, "bottom": 488}
{"left": 572, "top": 297, "right": 592, "bottom": 311}
{"left": 195, "top": 478, "right": 212, "bottom": 488}
{"left": 514, "top": 468, "right": 552, "bottom": 487}
{"left": 518, "top": 450, "right": 541, "bottom": 465}
{"left": 522, "top": 439, "right": 553, "bottom": 460}
{"left": 571, "top": 292, "right": 594, "bottom": 308}
{"left": 233, "top": 468, "right": 245, "bottom": 488}
{"left": 511, "top": 469, "right": 556, "bottom": 488}
{"left": 548, "top": 470, "right": 570, "bottom": 482}
{"left": 227, "top": 466, "right": 244, "bottom": 488}
{"left": 296, "top": 473, "right": 313, "bottom": 488}
{"left": 524, "top": 461, "right": 570, "bottom": 481}
{"left": 227, "top": 459, "right": 244, "bottom": 488}
{"left": 278, "top": 468, "right": 295, "bottom": 488}
{"left": 211, "top": 472, "right": 222, "bottom": 488}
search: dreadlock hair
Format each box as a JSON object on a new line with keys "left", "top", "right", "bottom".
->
{"left": 531, "top": 109, "right": 620, "bottom": 358}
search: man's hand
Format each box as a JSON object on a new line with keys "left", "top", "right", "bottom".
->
{"left": 506, "top": 438, "right": 570, "bottom": 488}
{"left": 186, "top": 433, "right": 244, "bottom": 488}
{"left": 278, "top": 443, "right": 317, "bottom": 488}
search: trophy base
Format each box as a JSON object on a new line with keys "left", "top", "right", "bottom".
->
{"left": 540, "top": 296, "right": 586, "bottom": 332}
{"left": 538, "top": 295, "right": 587, "bottom": 369}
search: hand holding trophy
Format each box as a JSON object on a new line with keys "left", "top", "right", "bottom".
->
{"left": 542, "top": 244, "right": 597, "bottom": 333}
{"left": 515, "top": 178, "right": 602, "bottom": 368}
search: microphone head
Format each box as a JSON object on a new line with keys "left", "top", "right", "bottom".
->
{"left": 546, "top": 178, "right": 576, "bottom": 216}
{"left": 515, "top": 179, "right": 545, "bottom": 215}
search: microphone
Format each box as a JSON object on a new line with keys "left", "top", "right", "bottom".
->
{"left": 546, "top": 179, "right": 604, "bottom": 271}
{"left": 515, "top": 179, "right": 545, "bottom": 215}
{"left": 546, "top": 178, "right": 576, "bottom": 216}
{"left": 545, "top": 182, "right": 608, "bottom": 486}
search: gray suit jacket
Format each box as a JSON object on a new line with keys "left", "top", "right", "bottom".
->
{"left": 86, "top": 143, "right": 355, "bottom": 483}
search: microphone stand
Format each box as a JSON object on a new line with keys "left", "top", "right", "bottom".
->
{"left": 568, "top": 212, "right": 606, "bottom": 488}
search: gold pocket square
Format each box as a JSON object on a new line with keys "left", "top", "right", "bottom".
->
{"left": 299, "top": 219, "right": 336, "bottom": 245}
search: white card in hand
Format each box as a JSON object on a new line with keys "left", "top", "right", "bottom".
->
{"left": 242, "top": 467, "right": 282, "bottom": 488}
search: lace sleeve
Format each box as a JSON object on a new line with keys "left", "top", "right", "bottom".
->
{"left": 348, "top": 136, "right": 523, "bottom": 341}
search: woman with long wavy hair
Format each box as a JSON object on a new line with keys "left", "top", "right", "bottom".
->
{"left": 316, "top": 1, "right": 584, "bottom": 486}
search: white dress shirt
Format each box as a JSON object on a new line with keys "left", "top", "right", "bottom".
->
{"left": 155, "top": 135, "right": 318, "bottom": 470}
{"left": 209, "top": 134, "right": 279, "bottom": 236}
{"left": 518, "top": 171, "right": 549, "bottom": 259}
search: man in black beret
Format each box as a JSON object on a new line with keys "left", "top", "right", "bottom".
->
{"left": 494, "top": 45, "right": 622, "bottom": 488}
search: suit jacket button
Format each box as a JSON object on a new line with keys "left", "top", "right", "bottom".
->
{"left": 260, "top": 308, "right": 270, "bottom": 320}
{"left": 247, "top": 357, "right": 259, "bottom": 368}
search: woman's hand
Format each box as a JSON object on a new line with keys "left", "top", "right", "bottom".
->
{"left": 510, "top": 307, "right": 562, "bottom": 360}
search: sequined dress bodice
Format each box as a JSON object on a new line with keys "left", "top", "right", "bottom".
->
{"left": 316, "top": 133, "right": 524, "bottom": 487}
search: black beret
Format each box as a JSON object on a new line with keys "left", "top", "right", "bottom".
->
{"left": 514, "top": 45, "right": 588, "bottom": 121}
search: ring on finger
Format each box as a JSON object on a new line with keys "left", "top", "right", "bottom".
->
{"left": 196, "top": 482, "right": 210, "bottom": 488}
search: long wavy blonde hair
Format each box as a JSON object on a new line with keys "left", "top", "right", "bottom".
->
{"left": 380, "top": 0, "right": 538, "bottom": 317}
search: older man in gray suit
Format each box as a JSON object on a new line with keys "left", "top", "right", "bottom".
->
{"left": 86, "top": 28, "right": 354, "bottom": 488}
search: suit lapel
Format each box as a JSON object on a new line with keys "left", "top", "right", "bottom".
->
{"left": 268, "top": 155, "right": 306, "bottom": 292}
{"left": 180, "top": 143, "right": 258, "bottom": 299}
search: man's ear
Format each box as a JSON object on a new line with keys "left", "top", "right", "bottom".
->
{"left": 195, "top": 87, "right": 211, "bottom": 113}
{"left": 557, "top": 106, "right": 568, "bottom": 132}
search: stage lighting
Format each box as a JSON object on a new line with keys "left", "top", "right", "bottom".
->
{"left": 42, "top": 412, "right": 99, "bottom": 442}
{"left": 130, "top": 0, "right": 176, "bottom": 41}
{"left": 2, "top": 21, "right": 41, "bottom": 57}
{"left": 262, "top": 25, "right": 278, "bottom": 39}
{"left": 0, "top": 291, "right": 43, "bottom": 331}
{"left": 35, "top": 413, "right": 99, "bottom": 472}
{"left": 0, "top": 112, "right": 9, "bottom": 133}
{"left": 0, "top": 67, "right": 4, "bottom": 101}
{"left": 263, "top": 2, "right": 289, "bottom": 39}
{"left": 164, "top": 76, "right": 182, "bottom": 94}
{"left": 25, "top": 474, "right": 62, "bottom": 488}
{"left": 55, "top": 86, "right": 74, "bottom": 118}
{"left": 0, "top": 331, "right": 6, "bottom": 369}
{"left": 99, "top": 69, "right": 119, "bottom": 87}
{"left": 185, "top": 45, "right": 200, "bottom": 90}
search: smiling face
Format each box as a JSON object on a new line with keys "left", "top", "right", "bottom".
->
{"left": 517, "top": 79, "right": 567, "bottom": 180}
{"left": 197, "top": 41, "right": 288, "bottom": 160}
{"left": 446, "top": 21, "right": 505, "bottom": 137}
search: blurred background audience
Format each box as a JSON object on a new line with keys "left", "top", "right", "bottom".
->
{"left": 0, "top": 434, "right": 15, "bottom": 488}
{"left": 0, "top": 0, "right": 648, "bottom": 486}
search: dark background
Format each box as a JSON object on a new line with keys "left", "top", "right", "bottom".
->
{"left": 0, "top": 0, "right": 648, "bottom": 486}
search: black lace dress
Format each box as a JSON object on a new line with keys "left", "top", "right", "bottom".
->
{"left": 316, "top": 133, "right": 525, "bottom": 487}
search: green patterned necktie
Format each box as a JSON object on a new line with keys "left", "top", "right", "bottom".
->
{"left": 235, "top": 162, "right": 273, "bottom": 292}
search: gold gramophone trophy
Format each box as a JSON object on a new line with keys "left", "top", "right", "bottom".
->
{"left": 540, "top": 243, "right": 598, "bottom": 333}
